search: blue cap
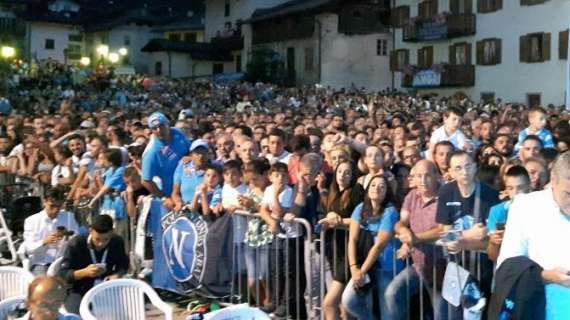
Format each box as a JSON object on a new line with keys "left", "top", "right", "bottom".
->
{"left": 190, "top": 139, "right": 209, "bottom": 152}
{"left": 148, "top": 112, "right": 168, "bottom": 129}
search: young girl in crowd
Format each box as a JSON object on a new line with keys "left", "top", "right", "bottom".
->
{"left": 320, "top": 159, "right": 365, "bottom": 320}
{"left": 342, "top": 174, "right": 401, "bottom": 320}
{"left": 51, "top": 145, "right": 74, "bottom": 187}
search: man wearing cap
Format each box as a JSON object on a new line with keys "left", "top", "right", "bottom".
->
{"left": 170, "top": 139, "right": 210, "bottom": 211}
{"left": 141, "top": 112, "right": 191, "bottom": 205}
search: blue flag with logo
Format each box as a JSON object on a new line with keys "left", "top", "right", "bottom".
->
{"left": 150, "top": 203, "right": 233, "bottom": 296}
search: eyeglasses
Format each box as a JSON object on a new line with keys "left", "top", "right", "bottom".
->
{"left": 451, "top": 163, "right": 475, "bottom": 173}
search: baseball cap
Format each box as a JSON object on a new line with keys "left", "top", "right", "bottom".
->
{"left": 148, "top": 112, "right": 168, "bottom": 129}
{"left": 178, "top": 109, "right": 194, "bottom": 120}
{"left": 190, "top": 139, "right": 209, "bottom": 152}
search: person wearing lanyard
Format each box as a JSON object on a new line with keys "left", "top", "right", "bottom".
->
{"left": 58, "top": 214, "right": 129, "bottom": 315}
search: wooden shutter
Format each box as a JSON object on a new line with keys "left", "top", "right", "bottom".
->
{"left": 431, "top": 0, "right": 439, "bottom": 17}
{"left": 520, "top": 35, "right": 529, "bottom": 62}
{"left": 450, "top": 0, "right": 459, "bottom": 14}
{"left": 390, "top": 51, "right": 397, "bottom": 71}
{"left": 427, "top": 46, "right": 434, "bottom": 67}
{"left": 476, "top": 40, "right": 484, "bottom": 65}
{"left": 494, "top": 38, "right": 502, "bottom": 64}
{"left": 495, "top": 0, "right": 503, "bottom": 10}
{"left": 560, "top": 29, "right": 569, "bottom": 60}
{"left": 542, "top": 32, "right": 551, "bottom": 61}
{"left": 400, "top": 6, "right": 410, "bottom": 27}
{"left": 419, "top": 1, "right": 428, "bottom": 19}
{"left": 465, "top": 0, "right": 473, "bottom": 13}
{"left": 521, "top": 0, "right": 529, "bottom": 5}
{"left": 404, "top": 49, "right": 410, "bottom": 65}
{"left": 477, "top": 0, "right": 483, "bottom": 13}
{"left": 418, "top": 48, "right": 425, "bottom": 68}
{"left": 465, "top": 42, "right": 472, "bottom": 65}
{"left": 449, "top": 44, "right": 457, "bottom": 65}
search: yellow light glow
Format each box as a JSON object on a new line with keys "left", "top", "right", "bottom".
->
{"left": 108, "top": 52, "right": 120, "bottom": 63}
{"left": 1, "top": 46, "right": 15, "bottom": 58}
{"left": 96, "top": 45, "right": 109, "bottom": 57}
{"left": 118, "top": 48, "right": 128, "bottom": 56}
{"left": 80, "top": 57, "right": 91, "bottom": 66}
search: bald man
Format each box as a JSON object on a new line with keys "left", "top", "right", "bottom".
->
{"left": 386, "top": 160, "right": 449, "bottom": 320}
{"left": 16, "top": 276, "right": 80, "bottom": 320}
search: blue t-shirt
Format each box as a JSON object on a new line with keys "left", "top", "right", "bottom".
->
{"left": 195, "top": 185, "right": 222, "bottom": 209}
{"left": 103, "top": 166, "right": 126, "bottom": 192}
{"left": 142, "top": 128, "right": 191, "bottom": 196}
{"left": 351, "top": 203, "right": 403, "bottom": 272}
{"left": 173, "top": 161, "right": 204, "bottom": 204}
{"left": 487, "top": 201, "right": 510, "bottom": 232}
{"left": 546, "top": 284, "right": 570, "bottom": 320}
{"left": 515, "top": 127, "right": 555, "bottom": 153}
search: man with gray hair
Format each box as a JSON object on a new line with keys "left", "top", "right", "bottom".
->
{"left": 387, "top": 160, "right": 449, "bottom": 319}
{"left": 498, "top": 152, "right": 570, "bottom": 318}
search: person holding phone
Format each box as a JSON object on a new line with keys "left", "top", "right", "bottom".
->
{"left": 21, "top": 186, "right": 79, "bottom": 275}
{"left": 486, "top": 166, "right": 531, "bottom": 261}
{"left": 58, "top": 214, "right": 129, "bottom": 314}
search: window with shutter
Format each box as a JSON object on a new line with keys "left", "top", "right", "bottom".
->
{"left": 451, "top": 0, "right": 473, "bottom": 14}
{"left": 476, "top": 40, "right": 484, "bottom": 64}
{"left": 493, "top": 38, "right": 502, "bottom": 64}
{"left": 560, "top": 29, "right": 568, "bottom": 60}
{"left": 542, "top": 32, "right": 551, "bottom": 61}
{"left": 478, "top": 0, "right": 501, "bottom": 13}
{"left": 449, "top": 44, "right": 457, "bottom": 65}
{"left": 520, "top": 35, "right": 530, "bottom": 62}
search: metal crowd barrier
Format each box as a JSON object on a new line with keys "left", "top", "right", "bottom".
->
{"left": 313, "top": 225, "right": 487, "bottom": 320}
{"left": 231, "top": 210, "right": 314, "bottom": 319}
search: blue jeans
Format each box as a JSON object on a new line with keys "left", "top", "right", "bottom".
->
{"left": 342, "top": 268, "right": 393, "bottom": 320}
{"left": 385, "top": 265, "right": 450, "bottom": 320}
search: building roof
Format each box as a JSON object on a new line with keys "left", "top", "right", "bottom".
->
{"left": 249, "top": 0, "right": 337, "bottom": 22}
{"left": 141, "top": 38, "right": 233, "bottom": 61}
{"left": 152, "top": 15, "right": 204, "bottom": 32}
{"left": 17, "top": 10, "right": 84, "bottom": 25}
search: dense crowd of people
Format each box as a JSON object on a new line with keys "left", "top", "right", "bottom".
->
{"left": 1, "top": 60, "right": 570, "bottom": 319}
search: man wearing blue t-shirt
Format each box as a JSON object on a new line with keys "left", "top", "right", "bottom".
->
{"left": 141, "top": 112, "right": 191, "bottom": 206}
{"left": 171, "top": 139, "right": 210, "bottom": 211}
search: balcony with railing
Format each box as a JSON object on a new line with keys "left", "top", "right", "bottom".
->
{"left": 403, "top": 13, "right": 475, "bottom": 42}
{"left": 402, "top": 64, "right": 475, "bottom": 88}
{"left": 211, "top": 29, "right": 243, "bottom": 51}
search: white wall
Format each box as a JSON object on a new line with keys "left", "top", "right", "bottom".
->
{"left": 86, "top": 25, "right": 160, "bottom": 74}
{"left": 147, "top": 51, "right": 229, "bottom": 78}
{"left": 29, "top": 22, "right": 80, "bottom": 62}
{"left": 394, "top": 0, "right": 570, "bottom": 105}
{"left": 319, "top": 13, "right": 392, "bottom": 91}
{"left": 205, "top": 0, "right": 287, "bottom": 41}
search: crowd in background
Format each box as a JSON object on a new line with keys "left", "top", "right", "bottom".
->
{"left": 1, "top": 62, "right": 570, "bottom": 319}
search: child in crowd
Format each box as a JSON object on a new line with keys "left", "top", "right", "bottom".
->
{"left": 221, "top": 160, "right": 249, "bottom": 284}
{"left": 191, "top": 164, "right": 223, "bottom": 216}
{"left": 51, "top": 145, "right": 74, "bottom": 187}
{"left": 429, "top": 107, "right": 470, "bottom": 157}
{"left": 487, "top": 166, "right": 531, "bottom": 261}
{"left": 515, "top": 106, "right": 554, "bottom": 153}
{"left": 241, "top": 159, "right": 272, "bottom": 307}
{"left": 259, "top": 162, "right": 306, "bottom": 319}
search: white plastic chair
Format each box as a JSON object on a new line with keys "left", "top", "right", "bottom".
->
{"left": 0, "top": 208, "right": 17, "bottom": 265}
{"left": 0, "top": 266, "right": 34, "bottom": 300}
{"left": 46, "top": 257, "right": 64, "bottom": 277}
{"left": 204, "top": 304, "right": 271, "bottom": 320}
{"left": 0, "top": 295, "right": 25, "bottom": 320}
{"left": 79, "top": 279, "right": 173, "bottom": 320}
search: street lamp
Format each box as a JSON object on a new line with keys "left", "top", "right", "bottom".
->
{"left": 108, "top": 52, "right": 119, "bottom": 64}
{"left": 118, "top": 48, "right": 128, "bottom": 56}
{"left": 80, "top": 56, "right": 91, "bottom": 66}
{"left": 96, "top": 45, "right": 109, "bottom": 57}
{"left": 1, "top": 46, "right": 15, "bottom": 59}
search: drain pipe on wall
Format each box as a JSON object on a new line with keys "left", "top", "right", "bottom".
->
{"left": 315, "top": 18, "right": 322, "bottom": 84}
{"left": 391, "top": 0, "right": 396, "bottom": 91}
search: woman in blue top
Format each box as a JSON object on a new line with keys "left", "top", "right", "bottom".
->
{"left": 342, "top": 174, "right": 401, "bottom": 320}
